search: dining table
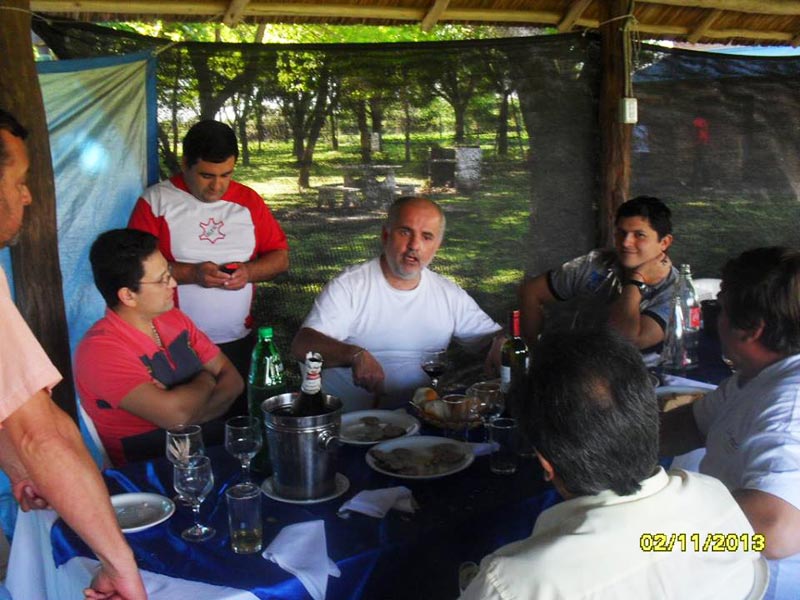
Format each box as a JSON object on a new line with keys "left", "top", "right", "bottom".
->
{"left": 5, "top": 332, "right": 731, "bottom": 600}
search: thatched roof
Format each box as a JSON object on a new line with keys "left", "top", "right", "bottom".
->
{"left": 28, "top": 0, "right": 800, "bottom": 47}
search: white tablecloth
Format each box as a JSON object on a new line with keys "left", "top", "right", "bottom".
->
{"left": 5, "top": 509, "right": 257, "bottom": 600}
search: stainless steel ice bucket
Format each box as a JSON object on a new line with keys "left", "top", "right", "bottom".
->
{"left": 261, "top": 392, "right": 341, "bottom": 500}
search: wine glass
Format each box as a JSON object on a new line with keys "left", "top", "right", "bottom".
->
{"left": 225, "top": 416, "right": 262, "bottom": 483}
{"left": 166, "top": 425, "right": 205, "bottom": 504}
{"left": 466, "top": 381, "right": 504, "bottom": 441}
{"left": 173, "top": 454, "right": 215, "bottom": 542}
{"left": 420, "top": 349, "right": 448, "bottom": 391}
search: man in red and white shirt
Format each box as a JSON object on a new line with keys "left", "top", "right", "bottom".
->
{"left": 129, "top": 120, "right": 289, "bottom": 416}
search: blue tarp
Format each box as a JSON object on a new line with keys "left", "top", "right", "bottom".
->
{"left": 0, "top": 51, "right": 157, "bottom": 536}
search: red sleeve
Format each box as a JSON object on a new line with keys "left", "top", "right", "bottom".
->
{"left": 235, "top": 186, "right": 288, "bottom": 258}
{"left": 128, "top": 198, "right": 175, "bottom": 262}
{"left": 75, "top": 335, "right": 153, "bottom": 409}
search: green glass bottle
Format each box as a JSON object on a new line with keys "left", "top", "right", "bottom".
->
{"left": 248, "top": 326, "right": 287, "bottom": 473}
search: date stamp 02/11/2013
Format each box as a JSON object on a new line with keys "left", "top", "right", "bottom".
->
{"left": 640, "top": 532, "right": 766, "bottom": 553}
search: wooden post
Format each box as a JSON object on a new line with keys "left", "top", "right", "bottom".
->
{"left": 0, "top": 0, "right": 77, "bottom": 422}
{"left": 598, "top": 0, "right": 632, "bottom": 247}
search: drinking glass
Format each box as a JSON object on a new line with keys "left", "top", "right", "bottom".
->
{"left": 466, "top": 381, "right": 504, "bottom": 441}
{"left": 225, "top": 416, "right": 262, "bottom": 483}
{"left": 721, "top": 354, "right": 736, "bottom": 373}
{"left": 441, "top": 394, "right": 469, "bottom": 441}
{"left": 173, "top": 455, "right": 215, "bottom": 542}
{"left": 420, "top": 349, "right": 448, "bottom": 391}
{"left": 166, "top": 425, "right": 205, "bottom": 504}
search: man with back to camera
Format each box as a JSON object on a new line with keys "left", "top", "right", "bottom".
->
{"left": 661, "top": 246, "right": 800, "bottom": 600}
{"left": 461, "top": 328, "right": 766, "bottom": 600}
{"left": 129, "top": 119, "right": 289, "bottom": 417}
{"left": 0, "top": 109, "right": 145, "bottom": 598}
{"left": 291, "top": 196, "right": 504, "bottom": 412}
{"left": 75, "top": 228, "right": 243, "bottom": 467}
{"left": 519, "top": 195, "right": 677, "bottom": 349}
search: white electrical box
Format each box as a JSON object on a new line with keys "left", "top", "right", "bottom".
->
{"left": 620, "top": 97, "right": 638, "bottom": 124}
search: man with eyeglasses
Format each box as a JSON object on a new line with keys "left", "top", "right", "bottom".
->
{"left": 74, "top": 228, "right": 243, "bottom": 466}
{"left": 129, "top": 120, "right": 289, "bottom": 418}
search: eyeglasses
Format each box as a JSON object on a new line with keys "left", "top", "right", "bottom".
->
{"left": 139, "top": 265, "right": 174, "bottom": 286}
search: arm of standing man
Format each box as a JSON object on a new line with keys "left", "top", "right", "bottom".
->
{"left": 608, "top": 252, "right": 673, "bottom": 349}
{"left": 291, "top": 327, "right": 384, "bottom": 394}
{"left": 519, "top": 274, "right": 555, "bottom": 348}
{"left": 120, "top": 352, "right": 243, "bottom": 429}
{"left": 1, "top": 390, "right": 146, "bottom": 599}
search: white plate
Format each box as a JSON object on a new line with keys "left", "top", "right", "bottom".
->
{"left": 366, "top": 435, "right": 474, "bottom": 480}
{"left": 111, "top": 493, "right": 175, "bottom": 533}
{"left": 340, "top": 410, "right": 420, "bottom": 445}
{"left": 261, "top": 473, "right": 350, "bottom": 505}
{"left": 656, "top": 385, "right": 709, "bottom": 411}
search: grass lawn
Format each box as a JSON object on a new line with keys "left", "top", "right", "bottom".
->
{"left": 237, "top": 135, "right": 529, "bottom": 381}
{"left": 234, "top": 135, "right": 800, "bottom": 382}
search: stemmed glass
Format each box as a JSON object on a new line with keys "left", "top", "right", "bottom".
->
{"left": 173, "top": 454, "right": 215, "bottom": 542}
{"left": 420, "top": 349, "right": 448, "bottom": 391}
{"left": 166, "top": 425, "right": 205, "bottom": 504}
{"left": 225, "top": 416, "right": 262, "bottom": 483}
{"left": 466, "top": 381, "right": 504, "bottom": 441}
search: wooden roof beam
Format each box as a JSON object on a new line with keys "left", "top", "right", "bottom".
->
{"left": 223, "top": 0, "right": 250, "bottom": 26}
{"left": 792, "top": 32, "right": 800, "bottom": 47}
{"left": 636, "top": 0, "right": 800, "bottom": 17}
{"left": 687, "top": 8, "right": 722, "bottom": 43}
{"left": 558, "top": 0, "right": 593, "bottom": 33}
{"left": 421, "top": 0, "right": 449, "bottom": 32}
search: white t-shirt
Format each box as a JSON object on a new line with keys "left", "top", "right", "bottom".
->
{"left": 460, "top": 468, "right": 764, "bottom": 600}
{"left": 302, "top": 257, "right": 501, "bottom": 411}
{"left": 694, "top": 354, "right": 800, "bottom": 600}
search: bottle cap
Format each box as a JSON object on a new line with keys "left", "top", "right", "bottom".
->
{"left": 258, "top": 326, "right": 274, "bottom": 339}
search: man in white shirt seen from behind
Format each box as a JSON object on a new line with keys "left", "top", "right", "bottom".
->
{"left": 461, "top": 329, "right": 765, "bottom": 600}
{"left": 661, "top": 246, "right": 800, "bottom": 600}
{"left": 291, "top": 196, "right": 503, "bottom": 412}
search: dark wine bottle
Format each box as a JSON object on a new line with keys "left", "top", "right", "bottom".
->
{"left": 293, "top": 351, "right": 326, "bottom": 417}
{"left": 500, "top": 310, "right": 529, "bottom": 396}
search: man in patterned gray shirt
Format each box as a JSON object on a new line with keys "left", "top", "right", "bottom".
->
{"left": 519, "top": 196, "right": 677, "bottom": 350}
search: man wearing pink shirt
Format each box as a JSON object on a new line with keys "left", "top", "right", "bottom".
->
{"left": 0, "top": 109, "right": 145, "bottom": 599}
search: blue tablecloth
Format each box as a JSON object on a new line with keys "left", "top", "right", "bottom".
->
{"left": 53, "top": 440, "right": 560, "bottom": 599}
{"left": 52, "top": 334, "right": 731, "bottom": 599}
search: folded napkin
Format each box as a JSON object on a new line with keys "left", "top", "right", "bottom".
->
{"left": 262, "top": 520, "right": 340, "bottom": 600}
{"left": 338, "top": 486, "right": 417, "bottom": 518}
{"left": 660, "top": 374, "right": 717, "bottom": 389}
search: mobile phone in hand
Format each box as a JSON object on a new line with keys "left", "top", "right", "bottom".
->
{"left": 220, "top": 263, "right": 239, "bottom": 275}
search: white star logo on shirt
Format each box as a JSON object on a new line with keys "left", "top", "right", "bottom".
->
{"left": 199, "top": 218, "right": 226, "bottom": 244}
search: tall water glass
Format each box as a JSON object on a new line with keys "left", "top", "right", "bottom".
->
{"left": 174, "top": 454, "right": 215, "bottom": 542}
{"left": 226, "top": 483, "right": 263, "bottom": 554}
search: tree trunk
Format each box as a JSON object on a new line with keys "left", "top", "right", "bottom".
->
{"left": 496, "top": 90, "right": 509, "bottom": 157}
{"left": 369, "top": 97, "right": 384, "bottom": 152}
{"left": 330, "top": 113, "right": 339, "bottom": 151}
{"left": 0, "top": 0, "right": 77, "bottom": 421}
{"left": 454, "top": 104, "right": 466, "bottom": 144}
{"left": 404, "top": 95, "right": 412, "bottom": 163}
{"left": 356, "top": 99, "right": 371, "bottom": 163}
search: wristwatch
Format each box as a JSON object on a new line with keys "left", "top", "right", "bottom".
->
{"left": 623, "top": 279, "right": 648, "bottom": 294}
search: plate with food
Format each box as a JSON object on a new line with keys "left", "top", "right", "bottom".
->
{"left": 410, "top": 387, "right": 484, "bottom": 430}
{"left": 366, "top": 435, "right": 474, "bottom": 480}
{"left": 656, "top": 386, "right": 709, "bottom": 412}
{"left": 111, "top": 493, "right": 175, "bottom": 533}
{"left": 340, "top": 410, "right": 420, "bottom": 445}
